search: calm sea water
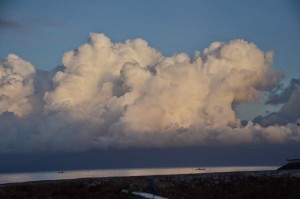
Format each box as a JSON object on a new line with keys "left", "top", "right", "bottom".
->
{"left": 0, "top": 166, "right": 277, "bottom": 184}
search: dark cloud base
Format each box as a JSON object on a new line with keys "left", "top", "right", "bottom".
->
{"left": 1, "top": 144, "right": 299, "bottom": 173}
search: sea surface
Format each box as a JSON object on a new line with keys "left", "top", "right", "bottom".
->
{"left": 0, "top": 166, "right": 277, "bottom": 184}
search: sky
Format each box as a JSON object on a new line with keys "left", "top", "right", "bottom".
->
{"left": 1, "top": 0, "right": 299, "bottom": 74}
{"left": 0, "top": 0, "right": 300, "bottom": 172}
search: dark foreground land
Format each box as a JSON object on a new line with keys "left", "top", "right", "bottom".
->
{"left": 1, "top": 170, "right": 300, "bottom": 199}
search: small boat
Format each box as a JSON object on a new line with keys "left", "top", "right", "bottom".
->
{"left": 120, "top": 189, "right": 168, "bottom": 199}
{"left": 195, "top": 168, "right": 206, "bottom": 170}
{"left": 286, "top": 159, "right": 300, "bottom": 163}
{"left": 58, "top": 170, "right": 64, "bottom": 173}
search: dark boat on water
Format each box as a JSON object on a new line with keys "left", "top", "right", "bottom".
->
{"left": 195, "top": 168, "right": 206, "bottom": 171}
{"left": 277, "top": 159, "right": 300, "bottom": 170}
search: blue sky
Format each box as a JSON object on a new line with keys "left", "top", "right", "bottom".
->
{"left": 1, "top": 0, "right": 299, "bottom": 77}
{"left": 0, "top": 1, "right": 300, "bottom": 170}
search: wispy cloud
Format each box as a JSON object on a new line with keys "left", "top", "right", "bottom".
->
{"left": 0, "top": 16, "right": 61, "bottom": 34}
{"left": 0, "top": 19, "right": 25, "bottom": 32}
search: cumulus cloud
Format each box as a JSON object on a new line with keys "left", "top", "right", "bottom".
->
{"left": 0, "top": 33, "right": 299, "bottom": 153}
{"left": 0, "top": 54, "right": 35, "bottom": 116}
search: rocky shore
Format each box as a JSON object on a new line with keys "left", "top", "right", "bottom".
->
{"left": 1, "top": 170, "right": 300, "bottom": 199}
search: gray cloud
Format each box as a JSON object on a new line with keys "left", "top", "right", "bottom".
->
{"left": 266, "top": 78, "right": 300, "bottom": 105}
{"left": 254, "top": 78, "right": 300, "bottom": 127}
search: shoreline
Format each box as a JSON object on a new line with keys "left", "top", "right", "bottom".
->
{"left": 0, "top": 166, "right": 277, "bottom": 185}
{"left": 1, "top": 170, "right": 300, "bottom": 199}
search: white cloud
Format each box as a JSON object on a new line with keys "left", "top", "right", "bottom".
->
{"left": 0, "top": 33, "right": 299, "bottom": 152}
{"left": 0, "top": 54, "right": 35, "bottom": 116}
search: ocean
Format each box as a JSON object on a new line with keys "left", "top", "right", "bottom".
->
{"left": 0, "top": 166, "right": 277, "bottom": 184}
